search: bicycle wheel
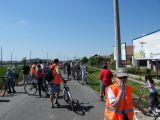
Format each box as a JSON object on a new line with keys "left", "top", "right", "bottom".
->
{"left": 65, "top": 91, "right": 74, "bottom": 111}
{"left": 0, "top": 80, "right": 7, "bottom": 97}
{"left": 155, "top": 116, "right": 160, "bottom": 120}
{"left": 133, "top": 97, "right": 144, "bottom": 120}
{"left": 68, "top": 92, "right": 75, "bottom": 111}
{"left": 24, "top": 83, "right": 37, "bottom": 95}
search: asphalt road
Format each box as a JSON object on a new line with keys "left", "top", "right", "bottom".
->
{"left": 0, "top": 76, "right": 105, "bottom": 120}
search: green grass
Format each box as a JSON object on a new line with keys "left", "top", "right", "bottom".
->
{"left": 0, "top": 67, "right": 7, "bottom": 86}
{"left": 87, "top": 66, "right": 152, "bottom": 108}
{"left": 87, "top": 66, "right": 101, "bottom": 92}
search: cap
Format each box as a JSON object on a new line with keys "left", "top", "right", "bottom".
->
{"left": 115, "top": 68, "right": 128, "bottom": 77}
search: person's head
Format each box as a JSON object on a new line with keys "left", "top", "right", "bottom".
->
{"left": 38, "top": 60, "right": 42, "bottom": 65}
{"left": 37, "top": 64, "right": 41, "bottom": 69}
{"left": 103, "top": 64, "right": 108, "bottom": 69}
{"left": 115, "top": 68, "right": 128, "bottom": 85}
{"left": 53, "top": 58, "right": 59, "bottom": 64}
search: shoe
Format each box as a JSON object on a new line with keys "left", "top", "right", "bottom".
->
{"left": 155, "top": 108, "right": 160, "bottom": 113}
{"left": 98, "top": 98, "right": 104, "bottom": 101}
{"left": 51, "top": 105, "right": 55, "bottom": 108}
{"left": 7, "top": 91, "right": 12, "bottom": 94}
{"left": 55, "top": 101, "right": 61, "bottom": 107}
{"left": 148, "top": 107, "right": 152, "bottom": 113}
{"left": 13, "top": 91, "right": 17, "bottom": 93}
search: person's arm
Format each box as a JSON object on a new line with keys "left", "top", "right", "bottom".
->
{"left": 112, "top": 84, "right": 124, "bottom": 108}
{"left": 146, "top": 80, "right": 152, "bottom": 88}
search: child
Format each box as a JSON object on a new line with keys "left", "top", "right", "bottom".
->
{"left": 145, "top": 69, "right": 160, "bottom": 113}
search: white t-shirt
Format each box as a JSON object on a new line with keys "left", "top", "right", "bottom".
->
{"left": 107, "top": 87, "right": 116, "bottom": 104}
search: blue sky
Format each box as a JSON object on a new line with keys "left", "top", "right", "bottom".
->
{"left": 0, "top": 0, "right": 160, "bottom": 61}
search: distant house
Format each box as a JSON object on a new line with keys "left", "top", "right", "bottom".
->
{"left": 126, "top": 45, "right": 133, "bottom": 65}
{"left": 125, "top": 45, "right": 147, "bottom": 66}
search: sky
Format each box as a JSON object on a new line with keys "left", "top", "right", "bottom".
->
{"left": 0, "top": 0, "right": 160, "bottom": 61}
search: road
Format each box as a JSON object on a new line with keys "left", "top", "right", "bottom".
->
{"left": 0, "top": 76, "right": 104, "bottom": 120}
{"left": 0, "top": 74, "right": 157, "bottom": 120}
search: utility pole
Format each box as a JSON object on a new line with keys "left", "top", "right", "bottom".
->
{"left": 113, "top": 0, "right": 122, "bottom": 69}
{"left": 30, "top": 50, "right": 31, "bottom": 64}
{"left": 1, "top": 47, "right": 2, "bottom": 67}
{"left": 47, "top": 52, "right": 48, "bottom": 62}
{"left": 11, "top": 52, "right": 12, "bottom": 64}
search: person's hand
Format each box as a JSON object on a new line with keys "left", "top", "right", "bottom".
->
{"left": 118, "top": 82, "right": 123, "bottom": 92}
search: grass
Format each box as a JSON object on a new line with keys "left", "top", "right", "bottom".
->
{"left": 0, "top": 67, "right": 7, "bottom": 85}
{"left": 0, "top": 65, "right": 24, "bottom": 86}
{"left": 87, "top": 67, "right": 100, "bottom": 92}
{"left": 87, "top": 66, "right": 152, "bottom": 108}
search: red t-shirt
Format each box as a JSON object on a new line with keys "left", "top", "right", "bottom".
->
{"left": 100, "top": 69, "right": 113, "bottom": 86}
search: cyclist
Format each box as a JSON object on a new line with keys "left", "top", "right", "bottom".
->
{"left": 36, "top": 64, "right": 44, "bottom": 97}
{"left": 81, "top": 62, "right": 87, "bottom": 84}
{"left": 30, "top": 61, "right": 37, "bottom": 83}
{"left": 22, "top": 64, "right": 30, "bottom": 84}
{"left": 145, "top": 69, "right": 160, "bottom": 113}
{"left": 5, "top": 67, "right": 16, "bottom": 93}
{"left": 66, "top": 61, "right": 71, "bottom": 80}
{"left": 48, "top": 58, "right": 63, "bottom": 108}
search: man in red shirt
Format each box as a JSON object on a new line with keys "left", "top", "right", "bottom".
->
{"left": 99, "top": 64, "right": 113, "bottom": 101}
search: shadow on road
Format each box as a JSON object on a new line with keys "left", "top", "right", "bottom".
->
{"left": 73, "top": 100, "right": 94, "bottom": 115}
{"left": 0, "top": 99, "right": 10, "bottom": 102}
{"left": 1, "top": 91, "right": 27, "bottom": 98}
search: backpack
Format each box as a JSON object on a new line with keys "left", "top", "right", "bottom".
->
{"left": 46, "top": 66, "right": 56, "bottom": 82}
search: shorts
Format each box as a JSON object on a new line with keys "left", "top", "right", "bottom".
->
{"left": 48, "top": 82, "right": 60, "bottom": 95}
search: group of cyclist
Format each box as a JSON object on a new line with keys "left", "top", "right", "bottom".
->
{"left": 2, "top": 58, "right": 160, "bottom": 119}
{"left": 63, "top": 61, "right": 88, "bottom": 84}
{"left": 22, "top": 59, "right": 88, "bottom": 108}
{"left": 2, "top": 64, "right": 20, "bottom": 94}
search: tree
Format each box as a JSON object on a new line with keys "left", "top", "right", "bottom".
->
{"left": 81, "top": 57, "right": 88, "bottom": 64}
{"left": 21, "top": 57, "right": 27, "bottom": 65}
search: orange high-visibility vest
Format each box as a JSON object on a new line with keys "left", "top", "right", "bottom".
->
{"left": 52, "top": 65, "right": 62, "bottom": 84}
{"left": 31, "top": 64, "right": 36, "bottom": 76}
{"left": 104, "top": 83, "right": 134, "bottom": 120}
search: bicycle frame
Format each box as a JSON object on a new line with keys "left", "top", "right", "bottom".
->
{"left": 133, "top": 85, "right": 160, "bottom": 120}
{"left": 62, "top": 80, "right": 74, "bottom": 111}
{"left": 0, "top": 77, "right": 8, "bottom": 97}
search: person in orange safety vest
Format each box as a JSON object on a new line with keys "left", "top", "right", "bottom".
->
{"left": 104, "top": 68, "right": 134, "bottom": 120}
{"left": 48, "top": 59, "right": 63, "bottom": 108}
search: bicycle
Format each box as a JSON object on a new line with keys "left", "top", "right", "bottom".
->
{"left": 24, "top": 79, "right": 48, "bottom": 95}
{"left": 133, "top": 85, "right": 160, "bottom": 120}
{"left": 62, "top": 79, "right": 75, "bottom": 111}
{"left": 0, "top": 76, "right": 8, "bottom": 97}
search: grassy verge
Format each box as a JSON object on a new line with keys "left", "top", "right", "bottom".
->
{"left": 87, "top": 66, "right": 152, "bottom": 107}
{"left": 0, "top": 67, "right": 7, "bottom": 85}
